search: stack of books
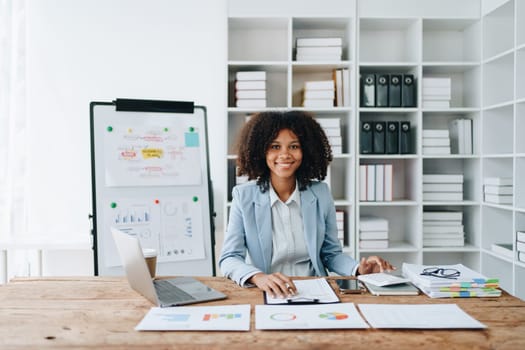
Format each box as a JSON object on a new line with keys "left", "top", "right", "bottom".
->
{"left": 336, "top": 210, "right": 345, "bottom": 247}
{"left": 517, "top": 231, "right": 525, "bottom": 263}
{"left": 296, "top": 37, "right": 342, "bottom": 61}
{"left": 234, "top": 71, "right": 267, "bottom": 108}
{"left": 422, "top": 77, "right": 451, "bottom": 109}
{"left": 316, "top": 117, "right": 342, "bottom": 154}
{"left": 448, "top": 118, "right": 473, "bottom": 154}
{"left": 332, "top": 68, "right": 350, "bottom": 107}
{"left": 483, "top": 177, "right": 513, "bottom": 205}
{"left": 423, "top": 211, "right": 464, "bottom": 247}
{"left": 402, "top": 263, "right": 501, "bottom": 298}
{"left": 423, "top": 174, "right": 463, "bottom": 202}
{"left": 359, "top": 164, "right": 393, "bottom": 202}
{"left": 422, "top": 129, "right": 450, "bottom": 155}
{"left": 359, "top": 216, "right": 389, "bottom": 249}
{"left": 302, "top": 80, "right": 335, "bottom": 108}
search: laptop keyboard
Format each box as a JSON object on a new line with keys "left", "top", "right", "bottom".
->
{"left": 154, "top": 279, "right": 195, "bottom": 303}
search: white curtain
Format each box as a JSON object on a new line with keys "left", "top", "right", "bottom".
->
{"left": 0, "top": 0, "right": 28, "bottom": 279}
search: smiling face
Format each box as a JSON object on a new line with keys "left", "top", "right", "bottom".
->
{"left": 266, "top": 128, "right": 303, "bottom": 185}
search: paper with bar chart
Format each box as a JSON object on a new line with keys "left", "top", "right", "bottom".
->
{"left": 135, "top": 304, "right": 251, "bottom": 331}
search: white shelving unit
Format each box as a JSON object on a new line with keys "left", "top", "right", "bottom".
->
{"left": 480, "top": 0, "right": 525, "bottom": 300}
{"left": 226, "top": 0, "right": 524, "bottom": 300}
{"left": 356, "top": 1, "right": 483, "bottom": 273}
{"left": 226, "top": 0, "right": 357, "bottom": 253}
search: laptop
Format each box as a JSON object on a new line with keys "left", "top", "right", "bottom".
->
{"left": 111, "top": 227, "right": 227, "bottom": 307}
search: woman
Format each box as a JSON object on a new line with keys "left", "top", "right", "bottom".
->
{"left": 219, "top": 110, "right": 394, "bottom": 298}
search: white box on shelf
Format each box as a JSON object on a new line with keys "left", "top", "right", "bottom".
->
{"left": 483, "top": 177, "right": 513, "bottom": 186}
{"left": 359, "top": 165, "right": 367, "bottom": 201}
{"left": 484, "top": 194, "right": 513, "bottom": 205}
{"left": 235, "top": 71, "right": 266, "bottom": 81}
{"left": 384, "top": 164, "right": 393, "bottom": 202}
{"left": 484, "top": 185, "right": 513, "bottom": 195}
{"left": 304, "top": 90, "right": 335, "bottom": 99}
{"left": 235, "top": 90, "right": 266, "bottom": 99}
{"left": 423, "top": 192, "right": 463, "bottom": 201}
{"left": 491, "top": 243, "right": 514, "bottom": 259}
{"left": 423, "top": 237, "right": 464, "bottom": 247}
{"left": 359, "top": 216, "right": 388, "bottom": 231}
{"left": 422, "top": 138, "right": 450, "bottom": 147}
{"left": 423, "top": 174, "right": 464, "bottom": 183}
{"left": 235, "top": 99, "right": 267, "bottom": 108}
{"left": 423, "top": 211, "right": 463, "bottom": 221}
{"left": 304, "top": 80, "right": 335, "bottom": 90}
{"left": 375, "top": 164, "right": 384, "bottom": 202}
{"left": 296, "top": 37, "right": 343, "bottom": 47}
{"left": 302, "top": 99, "right": 334, "bottom": 108}
{"left": 360, "top": 231, "right": 389, "bottom": 240}
{"left": 423, "top": 225, "right": 464, "bottom": 234}
{"left": 359, "top": 240, "right": 389, "bottom": 249}
{"left": 423, "top": 183, "right": 463, "bottom": 192}
{"left": 235, "top": 80, "right": 266, "bottom": 90}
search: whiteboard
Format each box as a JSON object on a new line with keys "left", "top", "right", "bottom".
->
{"left": 90, "top": 100, "right": 215, "bottom": 276}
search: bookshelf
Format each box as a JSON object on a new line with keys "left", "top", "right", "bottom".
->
{"left": 226, "top": 0, "right": 524, "bottom": 300}
{"left": 480, "top": 0, "right": 525, "bottom": 300}
{"left": 227, "top": 0, "right": 357, "bottom": 252}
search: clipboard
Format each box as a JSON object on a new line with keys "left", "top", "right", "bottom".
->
{"left": 263, "top": 278, "right": 340, "bottom": 305}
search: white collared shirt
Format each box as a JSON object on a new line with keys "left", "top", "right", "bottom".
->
{"left": 268, "top": 182, "right": 315, "bottom": 276}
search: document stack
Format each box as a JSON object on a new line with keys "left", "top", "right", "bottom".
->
{"left": 302, "top": 80, "right": 335, "bottom": 108}
{"left": 359, "top": 216, "right": 389, "bottom": 249}
{"left": 359, "top": 164, "right": 393, "bottom": 202}
{"left": 423, "top": 211, "right": 464, "bottom": 247}
{"left": 422, "top": 129, "right": 450, "bottom": 155}
{"left": 402, "top": 263, "right": 501, "bottom": 298}
{"left": 295, "top": 37, "right": 342, "bottom": 61}
{"left": 316, "top": 117, "right": 342, "bottom": 154}
{"left": 448, "top": 118, "right": 473, "bottom": 154}
{"left": 517, "top": 231, "right": 525, "bottom": 263}
{"left": 234, "top": 71, "right": 267, "bottom": 108}
{"left": 483, "top": 177, "right": 513, "bottom": 205}
{"left": 336, "top": 210, "right": 345, "bottom": 247}
{"left": 423, "top": 174, "right": 463, "bottom": 202}
{"left": 422, "top": 77, "right": 451, "bottom": 109}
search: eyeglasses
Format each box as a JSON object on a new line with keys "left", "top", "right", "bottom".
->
{"left": 420, "top": 267, "right": 461, "bottom": 279}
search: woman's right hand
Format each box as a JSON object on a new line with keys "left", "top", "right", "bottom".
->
{"left": 249, "top": 272, "right": 297, "bottom": 298}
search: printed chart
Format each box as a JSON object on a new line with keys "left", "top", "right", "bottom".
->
{"left": 135, "top": 304, "right": 251, "bottom": 331}
{"left": 255, "top": 303, "right": 369, "bottom": 329}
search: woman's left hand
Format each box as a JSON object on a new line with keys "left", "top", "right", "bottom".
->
{"left": 357, "top": 256, "right": 396, "bottom": 275}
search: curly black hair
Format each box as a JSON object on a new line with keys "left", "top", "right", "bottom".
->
{"left": 235, "top": 110, "right": 333, "bottom": 192}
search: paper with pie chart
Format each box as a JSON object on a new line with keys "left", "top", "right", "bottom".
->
{"left": 255, "top": 303, "right": 369, "bottom": 329}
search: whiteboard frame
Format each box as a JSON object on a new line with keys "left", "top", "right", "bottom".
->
{"left": 90, "top": 100, "right": 216, "bottom": 276}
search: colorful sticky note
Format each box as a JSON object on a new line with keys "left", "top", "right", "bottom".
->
{"left": 185, "top": 132, "right": 199, "bottom": 147}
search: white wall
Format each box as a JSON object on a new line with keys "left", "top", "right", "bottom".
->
{"left": 24, "top": 0, "right": 227, "bottom": 273}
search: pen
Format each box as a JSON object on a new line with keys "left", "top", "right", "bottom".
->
{"left": 286, "top": 297, "right": 320, "bottom": 303}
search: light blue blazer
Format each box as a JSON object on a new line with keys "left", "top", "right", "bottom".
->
{"left": 219, "top": 180, "right": 358, "bottom": 285}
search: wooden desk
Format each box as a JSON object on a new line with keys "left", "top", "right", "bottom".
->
{"left": 1, "top": 276, "right": 524, "bottom": 349}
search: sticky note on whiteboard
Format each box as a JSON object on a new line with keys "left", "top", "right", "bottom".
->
{"left": 185, "top": 132, "right": 199, "bottom": 147}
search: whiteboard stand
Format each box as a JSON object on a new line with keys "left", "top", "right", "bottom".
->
{"left": 90, "top": 99, "right": 216, "bottom": 276}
